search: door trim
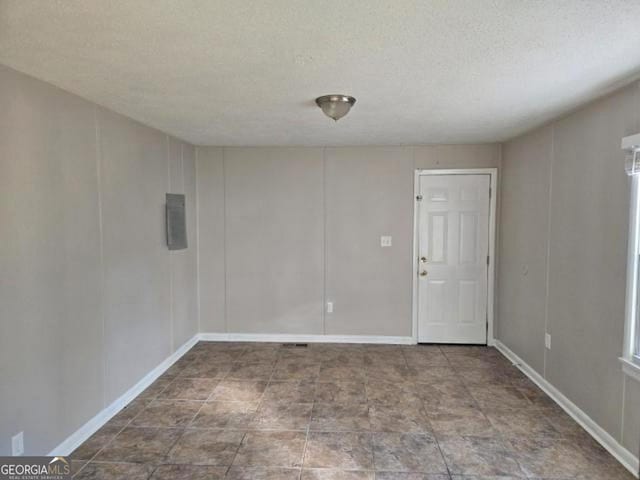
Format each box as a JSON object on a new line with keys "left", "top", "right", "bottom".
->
{"left": 412, "top": 168, "right": 498, "bottom": 346}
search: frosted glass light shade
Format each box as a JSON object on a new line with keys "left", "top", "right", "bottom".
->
{"left": 316, "top": 95, "right": 356, "bottom": 121}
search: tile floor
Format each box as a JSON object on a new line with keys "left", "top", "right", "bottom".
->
{"left": 70, "top": 342, "right": 634, "bottom": 479}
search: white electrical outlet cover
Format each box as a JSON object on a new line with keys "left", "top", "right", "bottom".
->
{"left": 380, "top": 236, "right": 392, "bottom": 247}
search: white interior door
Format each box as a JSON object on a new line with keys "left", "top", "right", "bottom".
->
{"left": 417, "top": 173, "right": 491, "bottom": 344}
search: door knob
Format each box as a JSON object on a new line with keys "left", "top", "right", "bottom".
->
{"left": 420, "top": 257, "right": 427, "bottom": 263}
{"left": 419, "top": 270, "right": 428, "bottom": 276}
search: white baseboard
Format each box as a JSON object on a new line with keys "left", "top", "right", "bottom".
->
{"left": 199, "top": 332, "right": 416, "bottom": 345}
{"left": 48, "top": 333, "right": 200, "bottom": 456}
{"left": 494, "top": 339, "right": 639, "bottom": 478}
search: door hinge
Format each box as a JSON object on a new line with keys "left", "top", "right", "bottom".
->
{"left": 489, "top": 187, "right": 492, "bottom": 198}
{"left": 416, "top": 195, "right": 423, "bottom": 201}
{"left": 486, "top": 255, "right": 490, "bottom": 266}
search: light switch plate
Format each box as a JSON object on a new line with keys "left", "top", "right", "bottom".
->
{"left": 545, "top": 333, "right": 551, "bottom": 350}
{"left": 380, "top": 236, "right": 392, "bottom": 247}
{"left": 326, "top": 302, "right": 334, "bottom": 314}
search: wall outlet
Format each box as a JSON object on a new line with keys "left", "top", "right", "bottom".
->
{"left": 545, "top": 333, "right": 551, "bottom": 350}
{"left": 380, "top": 236, "right": 392, "bottom": 247}
{"left": 12, "top": 431, "right": 24, "bottom": 456}
{"left": 326, "top": 302, "right": 334, "bottom": 314}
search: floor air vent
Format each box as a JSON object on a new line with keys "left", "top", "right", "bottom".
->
{"left": 282, "top": 343, "right": 308, "bottom": 348}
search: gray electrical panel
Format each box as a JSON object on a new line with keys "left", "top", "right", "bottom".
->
{"left": 166, "top": 193, "right": 187, "bottom": 250}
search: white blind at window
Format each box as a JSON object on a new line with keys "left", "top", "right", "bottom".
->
{"left": 625, "top": 149, "right": 640, "bottom": 176}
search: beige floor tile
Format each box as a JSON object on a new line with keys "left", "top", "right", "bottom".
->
{"left": 93, "top": 426, "right": 182, "bottom": 463}
{"left": 165, "top": 429, "right": 244, "bottom": 465}
{"left": 372, "top": 432, "right": 447, "bottom": 473}
{"left": 572, "top": 434, "right": 636, "bottom": 479}
{"left": 227, "top": 363, "right": 275, "bottom": 380}
{"left": 150, "top": 464, "right": 227, "bottom": 479}
{"left": 301, "top": 469, "right": 374, "bottom": 479}
{"left": 138, "top": 377, "right": 173, "bottom": 400}
{"left": 226, "top": 466, "right": 302, "bottom": 479}
{"left": 509, "top": 435, "right": 595, "bottom": 478}
{"left": 70, "top": 424, "right": 121, "bottom": 460}
{"left": 408, "top": 366, "right": 458, "bottom": 384}
{"left": 273, "top": 361, "right": 321, "bottom": 380}
{"left": 303, "top": 432, "right": 373, "bottom": 470}
{"left": 448, "top": 476, "right": 523, "bottom": 479}
{"left": 235, "top": 348, "right": 281, "bottom": 365}
{"left": 191, "top": 401, "right": 258, "bottom": 429}
{"left": 278, "top": 347, "right": 317, "bottom": 361}
{"left": 250, "top": 402, "right": 313, "bottom": 430}
{"left": 70, "top": 459, "right": 86, "bottom": 476}
{"left": 179, "top": 361, "right": 232, "bottom": 379}
{"left": 437, "top": 435, "right": 524, "bottom": 477}
{"left": 484, "top": 409, "right": 560, "bottom": 440}
{"left": 455, "top": 367, "right": 523, "bottom": 386}
{"left": 319, "top": 365, "right": 367, "bottom": 382}
{"left": 416, "top": 380, "right": 476, "bottom": 409}
{"left": 311, "top": 403, "right": 371, "bottom": 432}
{"left": 365, "top": 381, "right": 422, "bottom": 407}
{"left": 369, "top": 404, "right": 431, "bottom": 433}
{"left": 162, "top": 359, "right": 191, "bottom": 378}
{"left": 107, "top": 398, "right": 151, "bottom": 426}
{"left": 315, "top": 382, "right": 367, "bottom": 404}
{"left": 466, "top": 385, "right": 531, "bottom": 410}
{"left": 157, "top": 378, "right": 219, "bottom": 400}
{"left": 376, "top": 474, "right": 451, "bottom": 480}
{"left": 513, "top": 383, "right": 557, "bottom": 409}
{"left": 364, "top": 354, "right": 407, "bottom": 367}
{"left": 73, "top": 462, "right": 154, "bottom": 480}
{"left": 209, "top": 380, "right": 267, "bottom": 402}
{"left": 428, "top": 405, "right": 495, "bottom": 437}
{"left": 540, "top": 408, "right": 590, "bottom": 436}
{"left": 402, "top": 346, "right": 450, "bottom": 367}
{"left": 232, "top": 431, "right": 307, "bottom": 467}
{"left": 130, "top": 399, "right": 203, "bottom": 428}
{"left": 262, "top": 380, "right": 316, "bottom": 404}
{"left": 365, "top": 365, "right": 414, "bottom": 382}
{"left": 320, "top": 353, "right": 366, "bottom": 368}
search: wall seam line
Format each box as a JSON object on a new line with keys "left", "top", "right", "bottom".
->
{"left": 93, "top": 106, "right": 107, "bottom": 407}
{"left": 180, "top": 142, "right": 185, "bottom": 346}
{"left": 494, "top": 144, "right": 502, "bottom": 341}
{"left": 223, "top": 148, "right": 228, "bottom": 334}
{"left": 181, "top": 143, "right": 185, "bottom": 194}
{"left": 621, "top": 375, "right": 626, "bottom": 444}
{"left": 322, "top": 147, "right": 327, "bottom": 336}
{"left": 167, "top": 136, "right": 174, "bottom": 353}
{"left": 543, "top": 126, "right": 555, "bottom": 379}
{"left": 195, "top": 147, "right": 201, "bottom": 335}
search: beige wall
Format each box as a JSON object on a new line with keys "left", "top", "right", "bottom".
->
{"left": 498, "top": 126, "right": 553, "bottom": 373}
{"left": 0, "top": 65, "right": 198, "bottom": 455}
{"left": 225, "top": 148, "right": 325, "bottom": 334}
{"left": 498, "top": 81, "right": 640, "bottom": 457}
{"left": 196, "top": 144, "right": 500, "bottom": 337}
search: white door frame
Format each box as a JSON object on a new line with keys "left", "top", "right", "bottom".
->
{"left": 412, "top": 168, "right": 498, "bottom": 346}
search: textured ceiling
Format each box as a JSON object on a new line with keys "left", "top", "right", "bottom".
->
{"left": 1, "top": 1, "right": 640, "bottom": 146}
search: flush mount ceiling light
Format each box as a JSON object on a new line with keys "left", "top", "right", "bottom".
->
{"left": 315, "top": 94, "right": 356, "bottom": 121}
